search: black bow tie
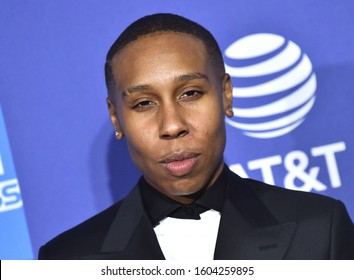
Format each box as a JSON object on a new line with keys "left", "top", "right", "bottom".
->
{"left": 168, "top": 204, "right": 209, "bottom": 220}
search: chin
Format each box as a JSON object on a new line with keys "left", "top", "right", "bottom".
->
{"left": 168, "top": 182, "right": 205, "bottom": 196}
{"left": 170, "top": 189, "right": 200, "bottom": 196}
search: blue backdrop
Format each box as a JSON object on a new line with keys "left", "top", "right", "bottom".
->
{"left": 1, "top": 0, "right": 353, "bottom": 259}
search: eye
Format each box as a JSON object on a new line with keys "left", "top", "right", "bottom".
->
{"left": 133, "top": 100, "right": 156, "bottom": 110}
{"left": 180, "top": 90, "right": 204, "bottom": 99}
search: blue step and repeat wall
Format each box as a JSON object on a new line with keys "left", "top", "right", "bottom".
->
{"left": 1, "top": 1, "right": 353, "bottom": 259}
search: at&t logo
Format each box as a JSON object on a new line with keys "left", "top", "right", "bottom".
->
{"left": 224, "top": 33, "right": 316, "bottom": 139}
{"left": 229, "top": 142, "right": 346, "bottom": 192}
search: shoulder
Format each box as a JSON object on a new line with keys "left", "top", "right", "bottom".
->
{"left": 246, "top": 176, "right": 335, "bottom": 203}
{"left": 38, "top": 200, "right": 123, "bottom": 259}
{"left": 230, "top": 172, "right": 354, "bottom": 259}
{"left": 230, "top": 171, "right": 347, "bottom": 222}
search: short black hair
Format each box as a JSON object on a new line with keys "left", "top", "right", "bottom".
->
{"left": 104, "top": 13, "right": 225, "bottom": 96}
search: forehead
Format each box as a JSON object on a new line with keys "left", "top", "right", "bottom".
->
{"left": 115, "top": 31, "right": 207, "bottom": 62}
{"left": 111, "top": 32, "right": 211, "bottom": 89}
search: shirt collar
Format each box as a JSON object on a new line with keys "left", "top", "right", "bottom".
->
{"left": 139, "top": 164, "right": 229, "bottom": 227}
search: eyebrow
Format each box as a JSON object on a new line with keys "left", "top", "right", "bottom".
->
{"left": 123, "top": 85, "right": 151, "bottom": 96}
{"left": 176, "top": 72, "right": 209, "bottom": 83}
{"left": 122, "top": 72, "right": 209, "bottom": 96}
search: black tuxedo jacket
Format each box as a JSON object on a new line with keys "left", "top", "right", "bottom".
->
{"left": 39, "top": 169, "right": 354, "bottom": 259}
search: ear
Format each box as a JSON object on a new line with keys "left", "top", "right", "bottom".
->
{"left": 222, "top": 74, "right": 234, "bottom": 117}
{"left": 106, "top": 97, "right": 124, "bottom": 140}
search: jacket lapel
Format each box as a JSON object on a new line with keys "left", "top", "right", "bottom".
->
{"left": 84, "top": 168, "right": 297, "bottom": 260}
{"left": 214, "top": 171, "right": 297, "bottom": 260}
{"left": 84, "top": 185, "right": 165, "bottom": 260}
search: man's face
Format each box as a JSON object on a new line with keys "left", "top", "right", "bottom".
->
{"left": 108, "top": 32, "right": 233, "bottom": 203}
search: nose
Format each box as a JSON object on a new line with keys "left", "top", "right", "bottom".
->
{"left": 159, "top": 104, "right": 189, "bottom": 140}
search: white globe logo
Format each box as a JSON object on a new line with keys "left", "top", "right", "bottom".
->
{"left": 224, "top": 33, "right": 316, "bottom": 139}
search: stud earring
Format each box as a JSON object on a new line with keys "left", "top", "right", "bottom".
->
{"left": 115, "top": 131, "right": 120, "bottom": 137}
{"left": 226, "top": 108, "right": 234, "bottom": 117}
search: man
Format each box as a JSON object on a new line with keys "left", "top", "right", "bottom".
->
{"left": 39, "top": 13, "right": 354, "bottom": 260}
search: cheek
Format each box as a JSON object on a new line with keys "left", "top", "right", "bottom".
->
{"left": 125, "top": 135, "right": 156, "bottom": 176}
{"left": 122, "top": 117, "right": 158, "bottom": 161}
{"left": 195, "top": 102, "right": 225, "bottom": 136}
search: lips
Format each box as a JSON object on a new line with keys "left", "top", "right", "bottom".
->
{"left": 160, "top": 152, "right": 199, "bottom": 176}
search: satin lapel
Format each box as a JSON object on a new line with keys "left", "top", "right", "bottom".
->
{"left": 84, "top": 185, "right": 164, "bottom": 260}
{"left": 214, "top": 171, "right": 297, "bottom": 260}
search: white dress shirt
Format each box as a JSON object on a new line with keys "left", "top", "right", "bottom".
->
{"left": 153, "top": 209, "right": 221, "bottom": 260}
